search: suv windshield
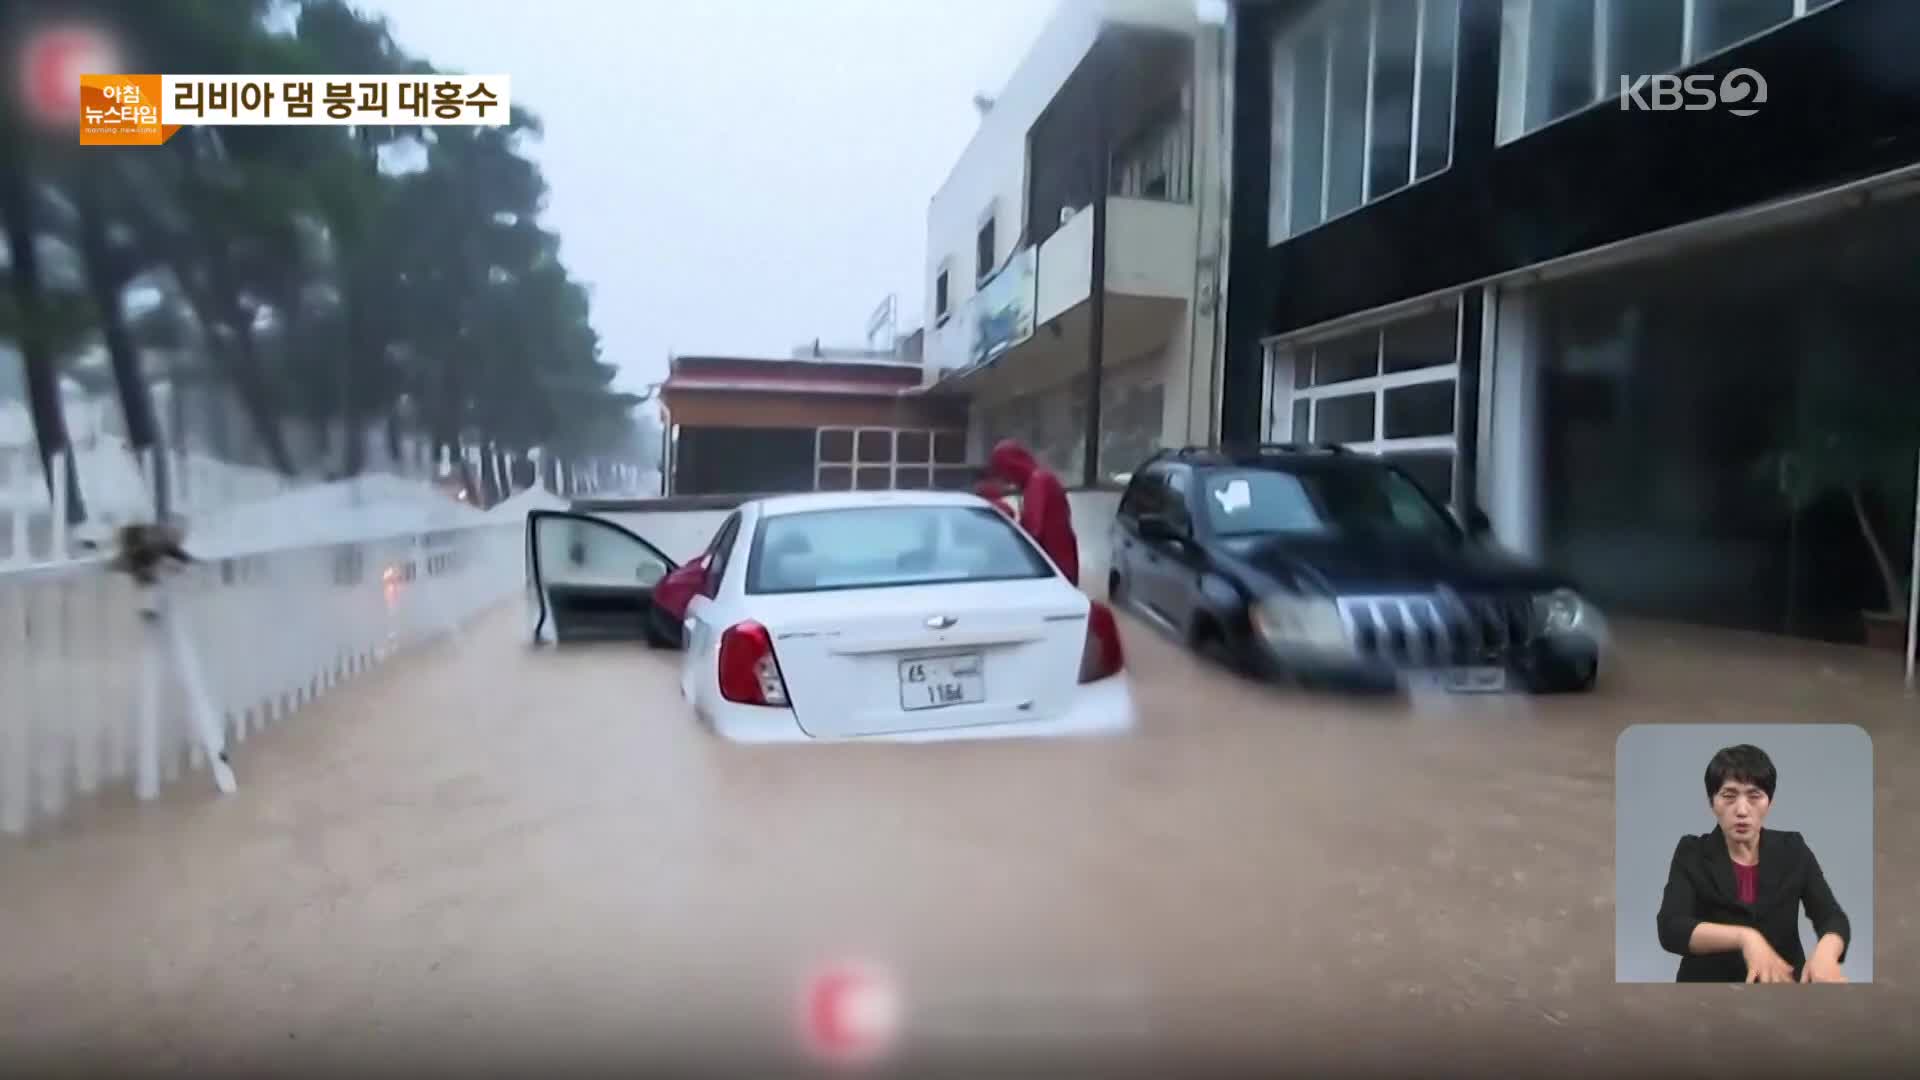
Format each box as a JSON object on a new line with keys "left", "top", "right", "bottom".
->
{"left": 747, "top": 505, "right": 1055, "bottom": 594}
{"left": 1199, "top": 465, "right": 1456, "bottom": 540}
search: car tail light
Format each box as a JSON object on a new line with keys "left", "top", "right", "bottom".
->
{"left": 718, "top": 620, "right": 790, "bottom": 706}
{"left": 1078, "top": 601, "right": 1125, "bottom": 683}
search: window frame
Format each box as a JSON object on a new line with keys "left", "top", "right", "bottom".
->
{"left": 1268, "top": 0, "right": 1462, "bottom": 245}
{"left": 975, "top": 213, "right": 997, "bottom": 286}
{"left": 742, "top": 504, "right": 1057, "bottom": 597}
{"left": 701, "top": 512, "right": 742, "bottom": 599}
{"left": 1260, "top": 301, "right": 1464, "bottom": 499}
{"left": 815, "top": 426, "right": 970, "bottom": 492}
{"left": 1162, "top": 465, "right": 1196, "bottom": 532}
{"left": 1496, "top": 0, "right": 1827, "bottom": 146}
{"left": 1119, "top": 462, "right": 1172, "bottom": 523}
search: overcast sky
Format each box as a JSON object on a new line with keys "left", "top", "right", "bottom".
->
{"left": 370, "top": 0, "right": 1057, "bottom": 393}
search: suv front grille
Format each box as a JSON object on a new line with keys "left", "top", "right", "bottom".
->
{"left": 1335, "top": 592, "right": 1536, "bottom": 667}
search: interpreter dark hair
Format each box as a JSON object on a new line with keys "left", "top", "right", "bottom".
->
{"left": 1704, "top": 744, "right": 1777, "bottom": 800}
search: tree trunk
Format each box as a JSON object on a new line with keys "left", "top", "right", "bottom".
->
{"left": 74, "top": 166, "right": 170, "bottom": 516}
{"left": 384, "top": 408, "right": 403, "bottom": 470}
{"left": 1849, "top": 483, "right": 1904, "bottom": 616}
{"left": 0, "top": 154, "right": 87, "bottom": 523}
{"left": 165, "top": 258, "right": 297, "bottom": 476}
{"left": 340, "top": 292, "right": 368, "bottom": 477}
{"left": 224, "top": 322, "right": 296, "bottom": 476}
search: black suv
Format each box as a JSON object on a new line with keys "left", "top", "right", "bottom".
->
{"left": 1108, "top": 445, "right": 1600, "bottom": 693}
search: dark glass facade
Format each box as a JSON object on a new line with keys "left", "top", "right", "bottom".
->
{"left": 1536, "top": 197, "right": 1920, "bottom": 642}
{"left": 1224, "top": 0, "right": 1920, "bottom": 641}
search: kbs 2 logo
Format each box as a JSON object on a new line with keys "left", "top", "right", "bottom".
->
{"left": 1619, "top": 68, "right": 1767, "bottom": 116}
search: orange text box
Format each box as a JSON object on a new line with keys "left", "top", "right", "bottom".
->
{"left": 79, "top": 74, "right": 179, "bottom": 146}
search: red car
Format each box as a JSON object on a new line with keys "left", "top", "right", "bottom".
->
{"left": 647, "top": 550, "right": 709, "bottom": 648}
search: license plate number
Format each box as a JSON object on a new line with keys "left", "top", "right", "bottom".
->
{"left": 899, "top": 653, "right": 986, "bottom": 711}
{"left": 1429, "top": 666, "right": 1507, "bottom": 693}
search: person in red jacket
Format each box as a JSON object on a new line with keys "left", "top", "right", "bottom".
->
{"left": 975, "top": 478, "right": 1021, "bottom": 518}
{"left": 974, "top": 473, "right": 1017, "bottom": 520}
{"left": 985, "top": 438, "right": 1080, "bottom": 586}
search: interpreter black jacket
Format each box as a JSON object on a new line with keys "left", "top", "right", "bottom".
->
{"left": 1656, "top": 826, "right": 1850, "bottom": 982}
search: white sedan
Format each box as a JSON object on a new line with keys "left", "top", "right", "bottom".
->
{"left": 525, "top": 491, "right": 1136, "bottom": 743}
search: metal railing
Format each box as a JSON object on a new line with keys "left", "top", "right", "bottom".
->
{"left": 0, "top": 519, "right": 523, "bottom": 836}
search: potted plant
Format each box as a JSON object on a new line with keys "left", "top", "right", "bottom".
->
{"left": 1757, "top": 361, "right": 1919, "bottom": 651}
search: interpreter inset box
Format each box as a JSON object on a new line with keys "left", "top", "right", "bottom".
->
{"left": 1614, "top": 724, "right": 1872, "bottom": 983}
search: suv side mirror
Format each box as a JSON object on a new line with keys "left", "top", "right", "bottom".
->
{"left": 1137, "top": 514, "right": 1186, "bottom": 544}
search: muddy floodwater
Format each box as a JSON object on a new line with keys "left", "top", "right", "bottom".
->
{"left": 3, "top": 609, "right": 1913, "bottom": 1075}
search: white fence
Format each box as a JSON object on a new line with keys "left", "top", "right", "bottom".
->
{"left": 0, "top": 441, "right": 644, "bottom": 570}
{"left": 0, "top": 519, "right": 523, "bottom": 836}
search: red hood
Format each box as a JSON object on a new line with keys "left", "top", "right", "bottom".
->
{"left": 989, "top": 440, "right": 1037, "bottom": 484}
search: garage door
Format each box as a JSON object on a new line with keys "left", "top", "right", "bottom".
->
{"left": 1261, "top": 301, "right": 1460, "bottom": 503}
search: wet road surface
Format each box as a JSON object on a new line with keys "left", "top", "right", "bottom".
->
{"left": 2, "top": 606, "right": 1914, "bottom": 1075}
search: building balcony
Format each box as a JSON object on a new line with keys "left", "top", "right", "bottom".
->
{"left": 928, "top": 195, "right": 1197, "bottom": 392}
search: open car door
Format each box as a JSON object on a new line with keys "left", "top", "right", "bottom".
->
{"left": 526, "top": 510, "right": 679, "bottom": 645}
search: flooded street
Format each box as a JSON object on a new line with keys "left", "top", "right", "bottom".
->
{"left": 2, "top": 607, "right": 1913, "bottom": 1075}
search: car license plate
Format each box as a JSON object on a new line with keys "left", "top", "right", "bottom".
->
{"left": 900, "top": 653, "right": 986, "bottom": 711}
{"left": 1431, "top": 666, "right": 1507, "bottom": 693}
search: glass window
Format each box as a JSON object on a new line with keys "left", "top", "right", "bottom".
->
{"left": 1292, "top": 349, "right": 1315, "bottom": 389}
{"left": 1384, "top": 379, "right": 1457, "bottom": 439}
{"left": 747, "top": 506, "right": 1055, "bottom": 594}
{"left": 701, "top": 514, "right": 741, "bottom": 597}
{"left": 1199, "top": 465, "right": 1456, "bottom": 539}
{"left": 1530, "top": 194, "right": 1920, "bottom": 642}
{"left": 818, "top": 429, "right": 853, "bottom": 463}
{"left": 1313, "top": 465, "right": 1457, "bottom": 537}
{"left": 1325, "top": 3, "right": 1371, "bottom": 219}
{"left": 1603, "top": 0, "right": 1684, "bottom": 89}
{"left": 1266, "top": 302, "right": 1463, "bottom": 462}
{"left": 1380, "top": 466, "right": 1451, "bottom": 530}
{"left": 1693, "top": 0, "right": 1795, "bottom": 58}
{"left": 1271, "top": 0, "right": 1457, "bottom": 241}
{"left": 1312, "top": 332, "right": 1379, "bottom": 385}
{"left": 1288, "top": 27, "right": 1329, "bottom": 236}
{"left": 1382, "top": 307, "right": 1457, "bottom": 372}
{"left": 1269, "top": 38, "right": 1295, "bottom": 242}
{"left": 896, "top": 430, "right": 930, "bottom": 464}
{"left": 1164, "top": 467, "right": 1194, "bottom": 531}
{"left": 1368, "top": 0, "right": 1419, "bottom": 201}
{"left": 1414, "top": 0, "right": 1459, "bottom": 180}
{"left": 1525, "top": 0, "right": 1597, "bottom": 133}
{"left": 856, "top": 429, "right": 891, "bottom": 463}
{"left": 1119, "top": 466, "right": 1166, "bottom": 519}
{"left": 1503, "top": 0, "right": 1808, "bottom": 143}
{"left": 1384, "top": 450, "right": 1455, "bottom": 504}
{"left": 534, "top": 515, "right": 672, "bottom": 590}
{"left": 1316, "top": 393, "right": 1376, "bottom": 443}
{"left": 1202, "top": 469, "right": 1327, "bottom": 535}
{"left": 933, "top": 430, "right": 968, "bottom": 463}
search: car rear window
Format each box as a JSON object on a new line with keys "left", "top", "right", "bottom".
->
{"left": 746, "top": 505, "right": 1055, "bottom": 595}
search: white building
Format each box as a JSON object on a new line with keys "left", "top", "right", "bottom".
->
{"left": 920, "top": 0, "right": 1229, "bottom": 485}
